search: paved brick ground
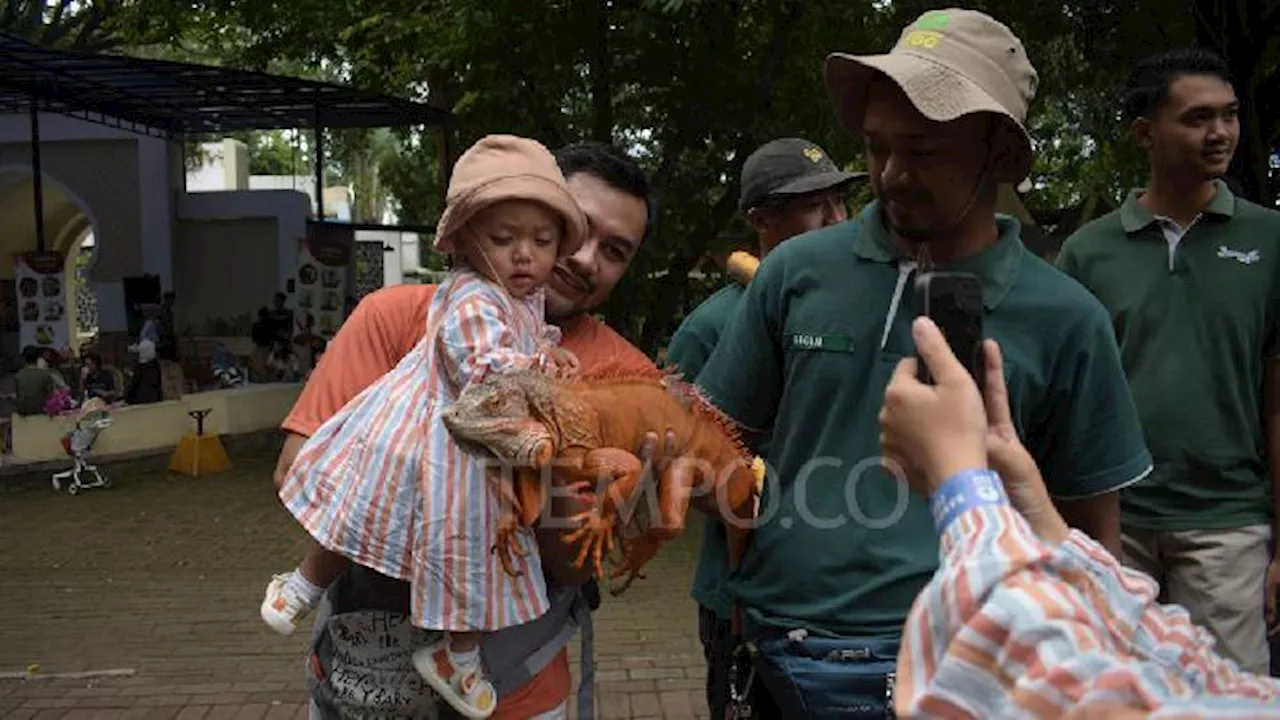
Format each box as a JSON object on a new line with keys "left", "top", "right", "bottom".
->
{"left": 0, "top": 448, "right": 710, "bottom": 719}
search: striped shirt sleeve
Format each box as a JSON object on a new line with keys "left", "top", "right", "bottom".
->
{"left": 897, "top": 478, "right": 1280, "bottom": 718}
{"left": 439, "top": 293, "right": 552, "bottom": 388}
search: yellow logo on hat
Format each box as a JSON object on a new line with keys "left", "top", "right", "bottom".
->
{"left": 904, "top": 8, "right": 949, "bottom": 49}
{"left": 905, "top": 30, "right": 943, "bottom": 49}
{"left": 803, "top": 147, "right": 824, "bottom": 163}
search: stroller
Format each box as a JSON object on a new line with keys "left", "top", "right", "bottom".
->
{"left": 51, "top": 398, "right": 113, "bottom": 495}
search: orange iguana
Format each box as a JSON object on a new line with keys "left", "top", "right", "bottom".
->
{"left": 441, "top": 364, "right": 759, "bottom": 593}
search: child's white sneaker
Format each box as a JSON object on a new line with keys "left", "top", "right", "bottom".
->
{"left": 260, "top": 572, "right": 316, "bottom": 635}
{"left": 412, "top": 639, "right": 497, "bottom": 719}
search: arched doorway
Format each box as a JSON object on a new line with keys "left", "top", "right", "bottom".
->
{"left": 0, "top": 166, "right": 100, "bottom": 362}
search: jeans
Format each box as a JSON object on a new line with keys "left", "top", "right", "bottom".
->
{"left": 747, "top": 627, "right": 898, "bottom": 718}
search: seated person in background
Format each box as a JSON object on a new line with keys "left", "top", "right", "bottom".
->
{"left": 39, "top": 348, "right": 69, "bottom": 389}
{"left": 14, "top": 345, "right": 54, "bottom": 416}
{"left": 879, "top": 316, "right": 1280, "bottom": 717}
{"left": 266, "top": 340, "right": 299, "bottom": 381}
{"left": 79, "top": 352, "right": 119, "bottom": 402}
{"left": 249, "top": 307, "right": 276, "bottom": 381}
{"left": 211, "top": 344, "right": 246, "bottom": 388}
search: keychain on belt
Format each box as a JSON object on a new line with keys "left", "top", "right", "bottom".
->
{"left": 725, "top": 641, "right": 758, "bottom": 719}
{"left": 884, "top": 670, "right": 897, "bottom": 717}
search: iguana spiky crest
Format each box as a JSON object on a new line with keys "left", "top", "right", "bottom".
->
{"left": 568, "top": 360, "right": 753, "bottom": 463}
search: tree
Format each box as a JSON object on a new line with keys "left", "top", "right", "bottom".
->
{"left": 1193, "top": 0, "right": 1280, "bottom": 204}
{"left": 78, "top": 0, "right": 1278, "bottom": 354}
{"left": 0, "top": 0, "right": 184, "bottom": 52}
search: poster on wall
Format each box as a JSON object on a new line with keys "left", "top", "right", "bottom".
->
{"left": 14, "top": 250, "right": 70, "bottom": 351}
{"left": 293, "top": 223, "right": 353, "bottom": 341}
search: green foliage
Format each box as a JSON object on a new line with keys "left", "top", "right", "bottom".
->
{"left": 0, "top": 0, "right": 186, "bottom": 52}
{"left": 16, "top": 0, "right": 1275, "bottom": 355}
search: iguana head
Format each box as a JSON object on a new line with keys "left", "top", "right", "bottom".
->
{"left": 442, "top": 371, "right": 558, "bottom": 469}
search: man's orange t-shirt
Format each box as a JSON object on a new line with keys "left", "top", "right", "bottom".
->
{"left": 282, "top": 282, "right": 654, "bottom": 718}
{"left": 282, "top": 283, "right": 654, "bottom": 436}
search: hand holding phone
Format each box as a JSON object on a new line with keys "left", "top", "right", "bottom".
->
{"left": 914, "top": 271, "right": 985, "bottom": 386}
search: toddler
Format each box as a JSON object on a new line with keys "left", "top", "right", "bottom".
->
{"left": 262, "top": 135, "right": 587, "bottom": 719}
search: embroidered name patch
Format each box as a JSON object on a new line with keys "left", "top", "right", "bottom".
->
{"left": 1217, "top": 245, "right": 1262, "bottom": 265}
{"left": 784, "top": 333, "right": 856, "bottom": 353}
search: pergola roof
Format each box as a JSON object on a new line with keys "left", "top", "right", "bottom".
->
{"left": 0, "top": 31, "right": 451, "bottom": 137}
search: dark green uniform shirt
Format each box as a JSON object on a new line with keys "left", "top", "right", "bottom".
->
{"left": 14, "top": 365, "right": 53, "bottom": 416}
{"left": 667, "top": 282, "right": 749, "bottom": 619}
{"left": 694, "top": 200, "right": 1152, "bottom": 638}
{"left": 668, "top": 284, "right": 746, "bottom": 383}
{"left": 1057, "top": 180, "right": 1280, "bottom": 531}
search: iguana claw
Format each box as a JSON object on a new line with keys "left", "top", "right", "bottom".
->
{"left": 563, "top": 509, "right": 616, "bottom": 580}
{"left": 494, "top": 517, "right": 530, "bottom": 577}
{"left": 607, "top": 536, "right": 661, "bottom": 595}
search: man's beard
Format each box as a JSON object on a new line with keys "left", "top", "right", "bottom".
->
{"left": 878, "top": 184, "right": 940, "bottom": 241}
{"left": 887, "top": 219, "right": 938, "bottom": 243}
{"left": 883, "top": 203, "right": 940, "bottom": 244}
{"left": 545, "top": 265, "right": 596, "bottom": 321}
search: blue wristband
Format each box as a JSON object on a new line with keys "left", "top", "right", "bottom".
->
{"left": 929, "top": 468, "right": 1008, "bottom": 533}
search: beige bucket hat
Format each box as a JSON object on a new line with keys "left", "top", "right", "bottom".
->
{"left": 433, "top": 134, "right": 588, "bottom": 258}
{"left": 824, "top": 8, "right": 1039, "bottom": 186}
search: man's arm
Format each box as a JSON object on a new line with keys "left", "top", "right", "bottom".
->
{"left": 692, "top": 262, "right": 785, "bottom": 448}
{"left": 898, "top": 473, "right": 1280, "bottom": 718}
{"left": 885, "top": 318, "right": 1277, "bottom": 716}
{"left": 1039, "top": 308, "right": 1152, "bottom": 557}
{"left": 273, "top": 432, "right": 308, "bottom": 491}
{"left": 666, "top": 312, "right": 716, "bottom": 380}
{"left": 1048, "top": 241, "right": 1132, "bottom": 553}
{"left": 1056, "top": 491, "right": 1121, "bottom": 557}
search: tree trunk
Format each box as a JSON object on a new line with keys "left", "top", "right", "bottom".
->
{"left": 587, "top": 0, "right": 614, "bottom": 142}
{"left": 427, "top": 66, "right": 456, "bottom": 216}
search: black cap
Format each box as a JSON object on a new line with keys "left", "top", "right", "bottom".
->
{"left": 739, "top": 138, "right": 866, "bottom": 212}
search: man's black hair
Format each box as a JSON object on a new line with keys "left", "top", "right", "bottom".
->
{"left": 554, "top": 141, "right": 659, "bottom": 238}
{"left": 1121, "top": 47, "right": 1233, "bottom": 122}
{"left": 21, "top": 345, "right": 40, "bottom": 364}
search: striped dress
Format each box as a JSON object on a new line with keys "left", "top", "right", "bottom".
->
{"left": 278, "top": 269, "right": 560, "bottom": 632}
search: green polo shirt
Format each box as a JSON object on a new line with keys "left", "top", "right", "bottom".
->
{"left": 667, "top": 282, "right": 752, "bottom": 620}
{"left": 668, "top": 284, "right": 746, "bottom": 382}
{"left": 694, "top": 200, "right": 1152, "bottom": 638}
{"left": 1056, "top": 180, "right": 1280, "bottom": 531}
{"left": 14, "top": 366, "right": 53, "bottom": 416}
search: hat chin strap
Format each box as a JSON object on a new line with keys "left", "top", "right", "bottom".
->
{"left": 908, "top": 124, "right": 998, "bottom": 270}
{"left": 461, "top": 227, "right": 516, "bottom": 300}
{"left": 942, "top": 161, "right": 990, "bottom": 235}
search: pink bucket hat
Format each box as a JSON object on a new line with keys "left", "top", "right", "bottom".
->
{"left": 433, "top": 134, "right": 588, "bottom": 258}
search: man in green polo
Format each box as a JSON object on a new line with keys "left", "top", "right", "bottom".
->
{"left": 666, "top": 136, "right": 863, "bottom": 718}
{"left": 692, "top": 9, "right": 1153, "bottom": 716}
{"left": 1057, "top": 47, "right": 1280, "bottom": 676}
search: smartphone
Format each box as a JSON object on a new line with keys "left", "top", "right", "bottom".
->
{"left": 915, "top": 271, "right": 985, "bottom": 385}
